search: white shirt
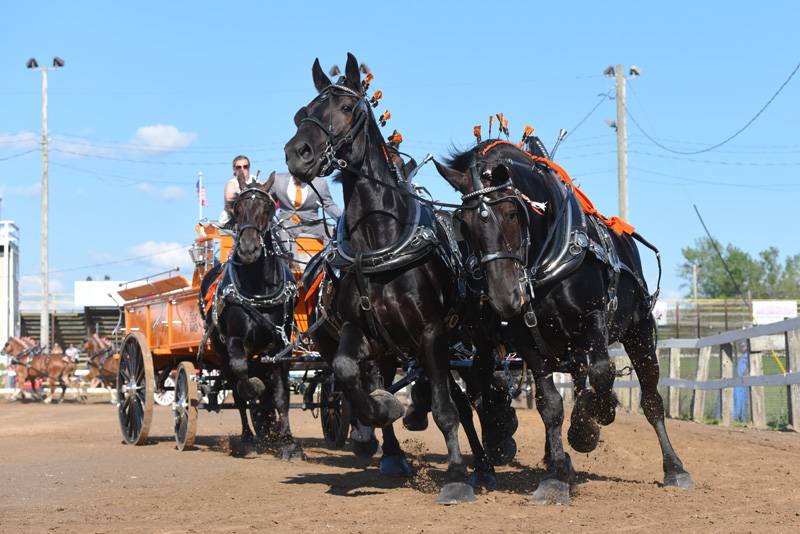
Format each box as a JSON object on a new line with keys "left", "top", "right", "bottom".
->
{"left": 286, "top": 180, "right": 309, "bottom": 208}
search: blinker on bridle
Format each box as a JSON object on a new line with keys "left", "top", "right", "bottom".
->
{"left": 299, "top": 83, "right": 370, "bottom": 177}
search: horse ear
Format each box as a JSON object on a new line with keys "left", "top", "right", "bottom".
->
{"left": 345, "top": 52, "right": 361, "bottom": 90}
{"left": 293, "top": 106, "right": 308, "bottom": 127}
{"left": 434, "top": 159, "right": 470, "bottom": 194}
{"left": 312, "top": 58, "right": 331, "bottom": 93}
{"left": 490, "top": 163, "right": 511, "bottom": 184}
{"left": 263, "top": 171, "right": 276, "bottom": 192}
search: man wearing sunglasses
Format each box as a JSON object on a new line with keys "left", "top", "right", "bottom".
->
{"left": 219, "top": 154, "right": 255, "bottom": 228}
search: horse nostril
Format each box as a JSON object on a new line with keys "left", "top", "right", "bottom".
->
{"left": 297, "top": 143, "right": 313, "bottom": 162}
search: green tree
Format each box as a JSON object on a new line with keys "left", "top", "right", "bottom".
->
{"left": 679, "top": 238, "right": 800, "bottom": 299}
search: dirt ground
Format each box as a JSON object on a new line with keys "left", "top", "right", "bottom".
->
{"left": 1, "top": 396, "right": 799, "bottom": 534}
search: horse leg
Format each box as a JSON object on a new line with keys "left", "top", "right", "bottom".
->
{"left": 376, "top": 359, "right": 411, "bottom": 477}
{"left": 332, "top": 322, "right": 403, "bottom": 428}
{"left": 402, "top": 375, "right": 431, "bottom": 431}
{"left": 530, "top": 373, "right": 574, "bottom": 505}
{"left": 449, "top": 372, "right": 496, "bottom": 491}
{"left": 578, "top": 310, "right": 618, "bottom": 427}
{"left": 231, "top": 386, "right": 254, "bottom": 443}
{"left": 270, "top": 363, "right": 305, "bottom": 461}
{"left": 422, "top": 325, "right": 474, "bottom": 505}
{"left": 623, "top": 314, "right": 694, "bottom": 489}
{"left": 567, "top": 353, "right": 602, "bottom": 453}
{"left": 227, "top": 337, "right": 264, "bottom": 401}
{"left": 43, "top": 377, "right": 55, "bottom": 404}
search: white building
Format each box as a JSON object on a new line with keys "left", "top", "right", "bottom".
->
{"left": 0, "top": 220, "right": 20, "bottom": 345}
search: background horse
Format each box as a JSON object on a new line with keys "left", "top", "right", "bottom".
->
{"left": 3, "top": 337, "right": 82, "bottom": 403}
{"left": 435, "top": 140, "right": 694, "bottom": 504}
{"left": 84, "top": 333, "right": 118, "bottom": 403}
{"left": 285, "top": 53, "right": 495, "bottom": 504}
{"left": 199, "top": 171, "right": 304, "bottom": 460}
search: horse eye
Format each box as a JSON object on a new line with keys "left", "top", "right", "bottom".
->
{"left": 341, "top": 105, "right": 352, "bottom": 112}
{"left": 507, "top": 211, "right": 518, "bottom": 221}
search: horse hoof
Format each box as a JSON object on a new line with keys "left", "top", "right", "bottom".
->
{"left": 379, "top": 454, "right": 412, "bottom": 477}
{"left": 280, "top": 444, "right": 307, "bottom": 462}
{"left": 402, "top": 407, "right": 429, "bottom": 431}
{"left": 469, "top": 470, "right": 497, "bottom": 491}
{"left": 529, "top": 478, "right": 571, "bottom": 506}
{"left": 351, "top": 435, "right": 380, "bottom": 459}
{"left": 664, "top": 471, "right": 695, "bottom": 490}
{"left": 241, "top": 431, "right": 255, "bottom": 443}
{"left": 486, "top": 436, "right": 517, "bottom": 466}
{"left": 593, "top": 392, "right": 618, "bottom": 426}
{"left": 436, "top": 482, "right": 476, "bottom": 505}
{"left": 567, "top": 418, "right": 600, "bottom": 453}
{"left": 369, "top": 389, "right": 404, "bottom": 424}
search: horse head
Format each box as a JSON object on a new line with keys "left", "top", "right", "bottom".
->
{"left": 232, "top": 170, "right": 277, "bottom": 264}
{"left": 285, "top": 52, "right": 373, "bottom": 182}
{"left": 436, "top": 144, "right": 541, "bottom": 319}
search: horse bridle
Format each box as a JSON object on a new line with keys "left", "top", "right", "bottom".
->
{"left": 299, "top": 83, "right": 369, "bottom": 177}
{"left": 458, "top": 163, "right": 547, "bottom": 327}
{"left": 232, "top": 186, "right": 277, "bottom": 260}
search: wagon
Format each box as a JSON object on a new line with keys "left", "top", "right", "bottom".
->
{"left": 115, "top": 223, "right": 349, "bottom": 451}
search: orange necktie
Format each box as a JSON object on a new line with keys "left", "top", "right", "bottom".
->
{"left": 291, "top": 182, "right": 302, "bottom": 224}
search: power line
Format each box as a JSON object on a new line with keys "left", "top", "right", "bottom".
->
{"left": 629, "top": 149, "right": 800, "bottom": 167}
{"left": 564, "top": 91, "right": 613, "bottom": 141}
{"left": 36, "top": 243, "right": 191, "bottom": 275}
{"left": 50, "top": 147, "right": 283, "bottom": 166}
{"left": 627, "top": 60, "right": 800, "bottom": 155}
{"left": 0, "top": 148, "right": 38, "bottom": 161}
{"left": 630, "top": 166, "right": 800, "bottom": 191}
{"left": 692, "top": 204, "right": 750, "bottom": 308}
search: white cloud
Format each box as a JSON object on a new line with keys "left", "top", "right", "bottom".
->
{"left": 20, "top": 274, "right": 65, "bottom": 294}
{"left": 130, "top": 124, "right": 197, "bottom": 154}
{"left": 0, "top": 131, "right": 39, "bottom": 151}
{"left": 15, "top": 182, "right": 41, "bottom": 196}
{"left": 129, "top": 241, "right": 192, "bottom": 273}
{"left": 136, "top": 182, "right": 186, "bottom": 201}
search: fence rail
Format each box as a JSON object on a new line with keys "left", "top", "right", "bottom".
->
{"left": 603, "top": 316, "right": 800, "bottom": 432}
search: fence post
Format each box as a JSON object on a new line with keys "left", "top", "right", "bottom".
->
{"left": 692, "top": 345, "right": 712, "bottom": 423}
{"left": 749, "top": 347, "right": 767, "bottom": 429}
{"left": 720, "top": 343, "right": 734, "bottom": 427}
{"left": 619, "top": 353, "right": 632, "bottom": 412}
{"left": 786, "top": 328, "right": 800, "bottom": 432}
{"left": 669, "top": 347, "right": 681, "bottom": 418}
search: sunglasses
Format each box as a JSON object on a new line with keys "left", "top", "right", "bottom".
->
{"left": 235, "top": 164, "right": 250, "bottom": 170}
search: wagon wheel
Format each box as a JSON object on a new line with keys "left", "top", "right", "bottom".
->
{"left": 319, "top": 376, "right": 351, "bottom": 448}
{"left": 117, "top": 333, "right": 154, "bottom": 445}
{"left": 173, "top": 361, "right": 198, "bottom": 451}
{"left": 154, "top": 372, "right": 176, "bottom": 407}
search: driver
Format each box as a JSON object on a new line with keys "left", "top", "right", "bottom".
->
{"left": 219, "top": 154, "right": 256, "bottom": 228}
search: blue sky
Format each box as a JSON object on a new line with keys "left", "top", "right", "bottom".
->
{"left": 1, "top": 2, "right": 798, "bottom": 306}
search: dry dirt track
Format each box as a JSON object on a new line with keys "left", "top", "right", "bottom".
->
{"left": 1, "top": 398, "right": 799, "bottom": 534}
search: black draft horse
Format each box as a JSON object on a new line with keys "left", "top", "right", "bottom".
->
{"left": 199, "top": 171, "right": 303, "bottom": 460}
{"left": 435, "top": 140, "right": 694, "bottom": 504}
{"left": 285, "top": 53, "right": 487, "bottom": 504}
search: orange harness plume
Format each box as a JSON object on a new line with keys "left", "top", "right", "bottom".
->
{"left": 481, "top": 140, "right": 635, "bottom": 235}
{"left": 203, "top": 270, "right": 225, "bottom": 315}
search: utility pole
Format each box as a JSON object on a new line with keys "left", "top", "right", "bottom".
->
{"left": 604, "top": 64, "right": 640, "bottom": 222}
{"left": 614, "top": 65, "right": 628, "bottom": 222}
{"left": 27, "top": 56, "right": 64, "bottom": 350}
{"left": 41, "top": 65, "right": 49, "bottom": 349}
